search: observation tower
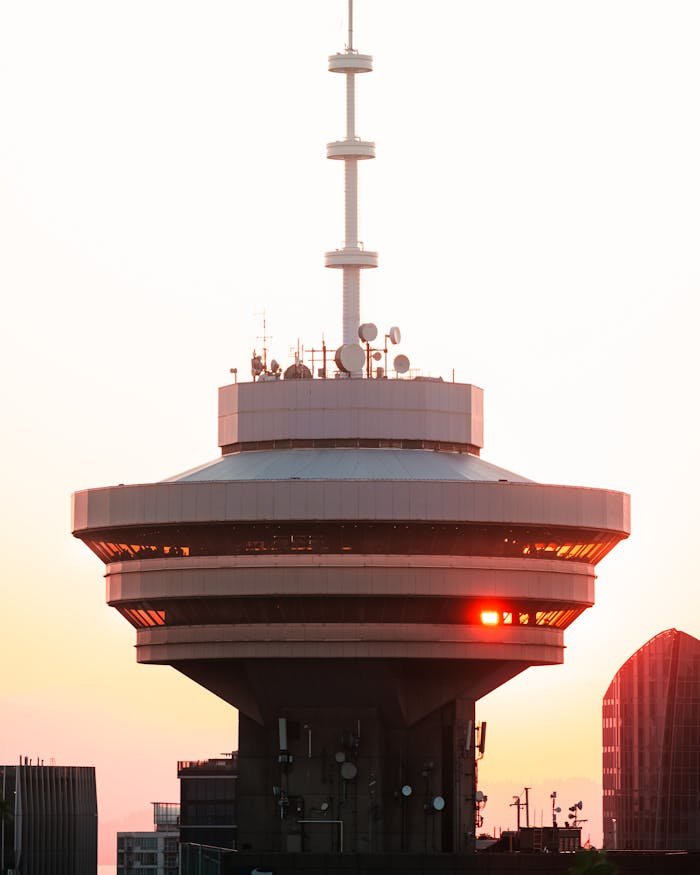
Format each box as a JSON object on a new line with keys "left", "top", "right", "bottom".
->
{"left": 72, "top": 0, "right": 630, "bottom": 856}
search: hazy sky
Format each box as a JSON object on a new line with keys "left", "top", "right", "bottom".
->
{"left": 1, "top": 0, "right": 699, "bottom": 861}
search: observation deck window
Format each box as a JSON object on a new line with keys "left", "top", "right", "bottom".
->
{"left": 118, "top": 596, "right": 585, "bottom": 631}
{"left": 84, "top": 522, "right": 622, "bottom": 566}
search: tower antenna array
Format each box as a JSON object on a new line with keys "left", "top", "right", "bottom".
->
{"left": 325, "top": 0, "right": 378, "bottom": 356}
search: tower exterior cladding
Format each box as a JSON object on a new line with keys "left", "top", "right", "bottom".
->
{"left": 603, "top": 629, "right": 700, "bottom": 851}
{"left": 71, "top": 1, "right": 630, "bottom": 857}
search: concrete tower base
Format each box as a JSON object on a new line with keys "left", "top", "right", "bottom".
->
{"left": 236, "top": 698, "right": 476, "bottom": 855}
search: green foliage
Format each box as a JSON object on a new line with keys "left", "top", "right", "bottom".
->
{"left": 568, "top": 848, "right": 619, "bottom": 875}
{"left": 569, "top": 848, "right": 620, "bottom": 875}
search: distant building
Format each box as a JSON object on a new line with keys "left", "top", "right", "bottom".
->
{"left": 0, "top": 761, "right": 97, "bottom": 874}
{"left": 178, "top": 756, "right": 237, "bottom": 850}
{"left": 117, "top": 802, "right": 179, "bottom": 875}
{"left": 603, "top": 628, "right": 700, "bottom": 850}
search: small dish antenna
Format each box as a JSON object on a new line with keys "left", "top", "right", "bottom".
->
{"left": 372, "top": 351, "right": 382, "bottom": 361}
{"left": 388, "top": 326, "right": 401, "bottom": 345}
{"left": 432, "top": 796, "right": 446, "bottom": 812}
{"left": 335, "top": 343, "right": 365, "bottom": 374}
{"left": 401, "top": 785, "right": 412, "bottom": 798}
{"left": 393, "top": 354, "right": 410, "bottom": 374}
{"left": 340, "top": 761, "right": 358, "bottom": 780}
{"left": 334, "top": 751, "right": 346, "bottom": 763}
{"left": 358, "top": 323, "right": 378, "bottom": 343}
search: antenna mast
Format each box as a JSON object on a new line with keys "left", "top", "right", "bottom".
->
{"left": 325, "top": 0, "right": 377, "bottom": 355}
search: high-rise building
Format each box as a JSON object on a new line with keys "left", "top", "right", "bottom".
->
{"left": 178, "top": 757, "right": 237, "bottom": 850}
{"left": 71, "top": 0, "right": 629, "bottom": 856}
{"left": 603, "top": 628, "right": 700, "bottom": 850}
{"left": 116, "top": 802, "right": 179, "bottom": 875}
{"left": 0, "top": 761, "right": 97, "bottom": 874}
{"left": 117, "top": 801, "right": 179, "bottom": 875}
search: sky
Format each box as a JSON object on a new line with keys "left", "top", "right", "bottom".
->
{"left": 1, "top": 0, "right": 699, "bottom": 863}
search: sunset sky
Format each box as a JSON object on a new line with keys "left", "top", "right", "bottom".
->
{"left": 1, "top": 0, "right": 699, "bottom": 863}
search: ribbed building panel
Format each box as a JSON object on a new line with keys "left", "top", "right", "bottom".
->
{"left": 602, "top": 629, "right": 700, "bottom": 850}
{"left": 1, "top": 764, "right": 97, "bottom": 874}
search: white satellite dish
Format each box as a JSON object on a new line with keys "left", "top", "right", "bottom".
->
{"left": 340, "top": 762, "right": 358, "bottom": 780}
{"left": 393, "top": 354, "right": 410, "bottom": 374}
{"left": 432, "top": 796, "right": 446, "bottom": 812}
{"left": 388, "top": 326, "right": 401, "bottom": 345}
{"left": 335, "top": 343, "right": 365, "bottom": 374}
{"left": 358, "top": 322, "right": 378, "bottom": 343}
{"left": 334, "top": 751, "right": 346, "bottom": 763}
{"left": 401, "top": 785, "right": 412, "bottom": 797}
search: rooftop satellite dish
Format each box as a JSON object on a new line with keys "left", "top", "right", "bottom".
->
{"left": 335, "top": 343, "right": 365, "bottom": 374}
{"left": 388, "top": 326, "right": 401, "bottom": 345}
{"left": 320, "top": 801, "right": 329, "bottom": 812}
{"left": 432, "top": 796, "right": 446, "bottom": 812}
{"left": 340, "top": 762, "right": 358, "bottom": 781}
{"left": 334, "top": 751, "right": 346, "bottom": 763}
{"left": 270, "top": 359, "right": 280, "bottom": 373}
{"left": 475, "top": 791, "right": 484, "bottom": 803}
{"left": 358, "top": 322, "right": 378, "bottom": 343}
{"left": 393, "top": 354, "right": 410, "bottom": 374}
{"left": 372, "top": 351, "right": 382, "bottom": 361}
{"left": 401, "top": 785, "right": 412, "bottom": 798}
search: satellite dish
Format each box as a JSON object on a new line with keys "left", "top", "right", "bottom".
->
{"left": 388, "top": 326, "right": 401, "bottom": 345}
{"left": 358, "top": 323, "right": 378, "bottom": 343}
{"left": 393, "top": 354, "right": 410, "bottom": 374}
{"left": 340, "top": 762, "right": 358, "bottom": 780}
{"left": 335, "top": 343, "right": 365, "bottom": 374}
{"left": 251, "top": 355, "right": 264, "bottom": 376}
{"left": 555, "top": 807, "right": 561, "bottom": 813}
{"left": 372, "top": 351, "right": 382, "bottom": 361}
{"left": 320, "top": 801, "right": 329, "bottom": 812}
{"left": 334, "top": 751, "right": 346, "bottom": 763}
{"left": 432, "top": 796, "right": 446, "bottom": 812}
{"left": 270, "top": 359, "right": 280, "bottom": 373}
{"left": 401, "top": 785, "right": 412, "bottom": 798}
{"left": 576, "top": 801, "right": 583, "bottom": 810}
{"left": 475, "top": 791, "right": 484, "bottom": 803}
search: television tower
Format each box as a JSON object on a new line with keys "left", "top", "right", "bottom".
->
{"left": 72, "top": 0, "right": 629, "bottom": 858}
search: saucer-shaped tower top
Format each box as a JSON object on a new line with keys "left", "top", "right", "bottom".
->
{"left": 73, "top": 376, "right": 629, "bottom": 725}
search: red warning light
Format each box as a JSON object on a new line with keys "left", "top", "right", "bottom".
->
{"left": 480, "top": 610, "right": 500, "bottom": 626}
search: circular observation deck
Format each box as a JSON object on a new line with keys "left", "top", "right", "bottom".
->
{"left": 327, "top": 139, "right": 375, "bottom": 160}
{"left": 324, "top": 247, "right": 378, "bottom": 269}
{"left": 328, "top": 52, "right": 373, "bottom": 73}
{"left": 72, "top": 379, "right": 629, "bottom": 725}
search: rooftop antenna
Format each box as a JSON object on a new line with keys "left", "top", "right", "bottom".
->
{"left": 325, "top": 0, "right": 377, "bottom": 373}
{"left": 256, "top": 310, "right": 272, "bottom": 371}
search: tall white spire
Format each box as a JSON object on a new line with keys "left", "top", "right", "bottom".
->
{"left": 324, "top": 0, "right": 377, "bottom": 349}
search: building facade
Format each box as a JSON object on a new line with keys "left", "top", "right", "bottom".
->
{"left": 178, "top": 757, "right": 237, "bottom": 850}
{"left": 603, "top": 628, "right": 700, "bottom": 850}
{"left": 0, "top": 762, "right": 97, "bottom": 875}
{"left": 117, "top": 801, "right": 179, "bottom": 875}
